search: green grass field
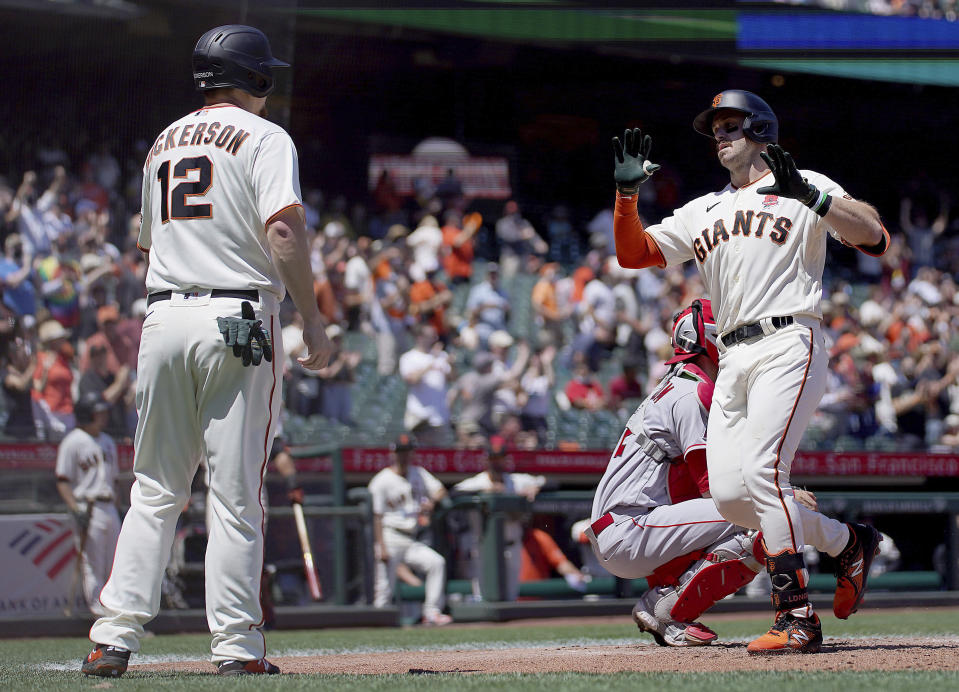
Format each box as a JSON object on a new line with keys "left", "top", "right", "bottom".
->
{"left": 3, "top": 610, "right": 958, "bottom": 691}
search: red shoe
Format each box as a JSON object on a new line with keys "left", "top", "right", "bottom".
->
{"left": 747, "top": 612, "right": 822, "bottom": 655}
{"left": 834, "top": 523, "right": 881, "bottom": 619}
{"left": 81, "top": 644, "right": 131, "bottom": 678}
{"left": 215, "top": 658, "right": 281, "bottom": 675}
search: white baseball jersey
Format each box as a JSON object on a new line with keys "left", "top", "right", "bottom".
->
{"left": 591, "top": 362, "right": 710, "bottom": 521}
{"left": 369, "top": 466, "right": 444, "bottom": 534}
{"left": 139, "top": 103, "right": 302, "bottom": 300}
{"left": 645, "top": 170, "right": 847, "bottom": 334}
{"left": 93, "top": 101, "right": 296, "bottom": 663}
{"left": 453, "top": 470, "right": 545, "bottom": 497}
{"left": 55, "top": 428, "right": 119, "bottom": 502}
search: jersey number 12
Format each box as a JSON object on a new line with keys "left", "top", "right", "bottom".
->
{"left": 157, "top": 156, "right": 213, "bottom": 222}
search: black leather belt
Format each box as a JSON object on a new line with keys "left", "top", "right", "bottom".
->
{"left": 147, "top": 289, "right": 259, "bottom": 306}
{"left": 721, "top": 315, "right": 794, "bottom": 347}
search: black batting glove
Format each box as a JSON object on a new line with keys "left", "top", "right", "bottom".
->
{"left": 757, "top": 144, "right": 817, "bottom": 204}
{"left": 216, "top": 301, "right": 274, "bottom": 367}
{"left": 71, "top": 507, "right": 90, "bottom": 532}
{"left": 612, "top": 128, "right": 661, "bottom": 195}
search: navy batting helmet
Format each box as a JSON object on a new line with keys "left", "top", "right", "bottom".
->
{"left": 693, "top": 90, "right": 778, "bottom": 143}
{"left": 74, "top": 392, "right": 110, "bottom": 427}
{"left": 665, "top": 299, "right": 719, "bottom": 366}
{"left": 192, "top": 25, "right": 289, "bottom": 98}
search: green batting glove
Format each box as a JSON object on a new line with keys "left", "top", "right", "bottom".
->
{"left": 612, "top": 127, "right": 661, "bottom": 195}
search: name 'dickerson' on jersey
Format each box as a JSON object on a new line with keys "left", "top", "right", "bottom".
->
{"left": 146, "top": 121, "right": 251, "bottom": 167}
{"left": 693, "top": 209, "right": 793, "bottom": 263}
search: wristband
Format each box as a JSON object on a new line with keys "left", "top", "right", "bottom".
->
{"left": 802, "top": 184, "right": 832, "bottom": 218}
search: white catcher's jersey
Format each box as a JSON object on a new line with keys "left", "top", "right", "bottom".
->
{"left": 55, "top": 428, "right": 119, "bottom": 502}
{"left": 369, "top": 466, "right": 444, "bottom": 534}
{"left": 591, "top": 363, "right": 712, "bottom": 521}
{"left": 139, "top": 103, "right": 302, "bottom": 300}
{"left": 646, "top": 170, "right": 848, "bottom": 334}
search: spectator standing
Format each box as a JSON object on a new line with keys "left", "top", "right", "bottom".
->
{"left": 519, "top": 345, "right": 556, "bottom": 445}
{"left": 465, "top": 263, "right": 510, "bottom": 349}
{"left": 408, "top": 264, "right": 452, "bottom": 342}
{"left": 369, "top": 434, "right": 452, "bottom": 625}
{"left": 78, "top": 342, "right": 136, "bottom": 441}
{"left": 441, "top": 211, "right": 481, "bottom": 286}
{"left": 607, "top": 358, "right": 644, "bottom": 414}
{"left": 495, "top": 200, "right": 547, "bottom": 280}
{"left": 399, "top": 325, "right": 452, "bottom": 446}
{"left": 406, "top": 215, "right": 443, "bottom": 277}
{"left": 3, "top": 336, "right": 37, "bottom": 439}
{"left": 530, "top": 263, "right": 568, "bottom": 349}
{"left": 900, "top": 193, "right": 949, "bottom": 271}
{"left": 0, "top": 234, "right": 37, "bottom": 318}
{"left": 33, "top": 319, "right": 75, "bottom": 439}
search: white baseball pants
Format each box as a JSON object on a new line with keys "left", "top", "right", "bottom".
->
{"left": 374, "top": 526, "right": 447, "bottom": 617}
{"left": 79, "top": 501, "right": 121, "bottom": 616}
{"left": 707, "top": 319, "right": 849, "bottom": 561}
{"left": 90, "top": 294, "right": 282, "bottom": 663}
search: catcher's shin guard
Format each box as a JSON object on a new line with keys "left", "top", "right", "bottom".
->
{"left": 669, "top": 532, "right": 763, "bottom": 623}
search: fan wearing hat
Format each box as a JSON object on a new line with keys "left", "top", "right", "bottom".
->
{"left": 367, "top": 434, "right": 452, "bottom": 626}
{"left": 33, "top": 320, "right": 75, "bottom": 438}
{"left": 453, "top": 437, "right": 546, "bottom": 601}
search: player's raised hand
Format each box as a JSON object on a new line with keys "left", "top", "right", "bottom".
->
{"left": 612, "top": 128, "right": 660, "bottom": 195}
{"left": 757, "top": 144, "right": 816, "bottom": 203}
{"left": 299, "top": 320, "right": 334, "bottom": 371}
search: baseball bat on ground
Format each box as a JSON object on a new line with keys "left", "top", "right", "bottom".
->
{"left": 292, "top": 501, "right": 323, "bottom": 600}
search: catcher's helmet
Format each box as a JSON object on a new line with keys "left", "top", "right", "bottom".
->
{"left": 665, "top": 299, "right": 719, "bottom": 366}
{"left": 193, "top": 25, "right": 289, "bottom": 98}
{"left": 693, "top": 90, "right": 778, "bottom": 143}
{"left": 74, "top": 392, "right": 110, "bottom": 427}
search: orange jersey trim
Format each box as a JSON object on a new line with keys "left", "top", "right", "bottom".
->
{"left": 136, "top": 243, "right": 149, "bottom": 254}
{"left": 852, "top": 221, "right": 890, "bottom": 258}
{"left": 613, "top": 192, "right": 666, "bottom": 269}
{"left": 264, "top": 203, "right": 304, "bottom": 230}
{"left": 731, "top": 170, "right": 772, "bottom": 191}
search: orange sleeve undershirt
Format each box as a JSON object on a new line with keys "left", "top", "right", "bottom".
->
{"left": 614, "top": 192, "right": 666, "bottom": 269}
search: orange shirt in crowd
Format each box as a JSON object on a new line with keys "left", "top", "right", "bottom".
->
{"left": 531, "top": 278, "right": 558, "bottom": 317}
{"left": 409, "top": 279, "right": 447, "bottom": 335}
{"left": 33, "top": 350, "right": 74, "bottom": 414}
{"left": 442, "top": 224, "right": 474, "bottom": 281}
{"left": 313, "top": 277, "right": 339, "bottom": 324}
{"left": 520, "top": 528, "right": 569, "bottom": 582}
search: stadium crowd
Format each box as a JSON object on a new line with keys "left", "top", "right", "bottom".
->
{"left": 0, "top": 143, "right": 957, "bottom": 453}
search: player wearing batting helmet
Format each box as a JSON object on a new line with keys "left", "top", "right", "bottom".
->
{"left": 83, "top": 24, "right": 333, "bottom": 678}
{"left": 610, "top": 91, "right": 888, "bottom": 653}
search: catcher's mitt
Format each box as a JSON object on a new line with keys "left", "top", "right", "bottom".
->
{"left": 793, "top": 488, "right": 818, "bottom": 512}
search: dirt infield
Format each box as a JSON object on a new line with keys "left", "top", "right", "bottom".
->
{"left": 133, "top": 612, "right": 959, "bottom": 675}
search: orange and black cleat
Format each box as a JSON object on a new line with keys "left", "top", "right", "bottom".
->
{"left": 747, "top": 612, "right": 822, "bottom": 655}
{"left": 81, "top": 644, "right": 131, "bottom": 677}
{"left": 216, "top": 658, "right": 281, "bottom": 675}
{"left": 833, "top": 523, "right": 882, "bottom": 619}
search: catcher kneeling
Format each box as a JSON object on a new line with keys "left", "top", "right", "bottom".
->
{"left": 586, "top": 299, "right": 819, "bottom": 647}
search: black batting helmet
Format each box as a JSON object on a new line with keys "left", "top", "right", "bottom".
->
{"left": 74, "top": 392, "right": 110, "bottom": 427}
{"left": 693, "top": 90, "right": 778, "bottom": 143}
{"left": 192, "top": 25, "right": 289, "bottom": 98}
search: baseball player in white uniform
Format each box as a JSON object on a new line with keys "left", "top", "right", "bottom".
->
{"left": 611, "top": 90, "right": 888, "bottom": 654}
{"left": 83, "top": 25, "right": 333, "bottom": 678}
{"left": 453, "top": 438, "right": 546, "bottom": 601}
{"left": 56, "top": 392, "right": 120, "bottom": 616}
{"left": 588, "top": 299, "right": 764, "bottom": 646}
{"left": 369, "top": 434, "right": 452, "bottom": 626}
